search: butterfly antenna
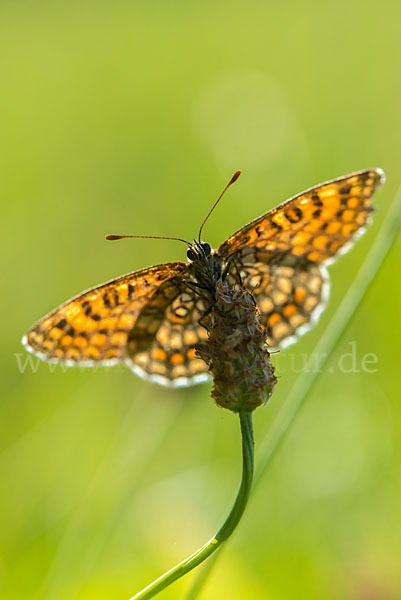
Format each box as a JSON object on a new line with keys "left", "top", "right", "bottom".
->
{"left": 106, "top": 234, "right": 191, "bottom": 245}
{"left": 198, "top": 170, "right": 241, "bottom": 242}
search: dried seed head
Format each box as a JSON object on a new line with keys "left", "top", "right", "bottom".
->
{"left": 196, "top": 281, "right": 277, "bottom": 412}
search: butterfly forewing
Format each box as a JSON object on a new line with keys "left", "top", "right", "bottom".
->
{"left": 23, "top": 262, "right": 188, "bottom": 365}
{"left": 218, "top": 169, "right": 384, "bottom": 265}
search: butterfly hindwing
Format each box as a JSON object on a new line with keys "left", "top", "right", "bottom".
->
{"left": 230, "top": 261, "right": 329, "bottom": 349}
{"left": 127, "top": 280, "right": 210, "bottom": 386}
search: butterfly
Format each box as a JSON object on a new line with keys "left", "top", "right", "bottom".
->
{"left": 22, "top": 168, "right": 385, "bottom": 387}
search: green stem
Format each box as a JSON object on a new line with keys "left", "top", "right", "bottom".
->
{"left": 129, "top": 411, "right": 254, "bottom": 600}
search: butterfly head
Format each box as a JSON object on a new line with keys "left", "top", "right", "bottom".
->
{"left": 186, "top": 240, "right": 223, "bottom": 295}
{"left": 186, "top": 241, "right": 211, "bottom": 262}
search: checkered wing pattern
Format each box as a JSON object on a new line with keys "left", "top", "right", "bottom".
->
{"left": 221, "top": 169, "right": 384, "bottom": 348}
{"left": 22, "top": 262, "right": 189, "bottom": 366}
{"left": 127, "top": 278, "right": 209, "bottom": 386}
{"left": 219, "top": 169, "right": 384, "bottom": 265}
{"left": 22, "top": 168, "right": 385, "bottom": 385}
{"left": 231, "top": 262, "right": 329, "bottom": 349}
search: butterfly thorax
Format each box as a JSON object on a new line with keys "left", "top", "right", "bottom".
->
{"left": 187, "top": 241, "right": 223, "bottom": 300}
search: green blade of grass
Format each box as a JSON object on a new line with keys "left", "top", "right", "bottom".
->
{"left": 185, "top": 179, "right": 401, "bottom": 600}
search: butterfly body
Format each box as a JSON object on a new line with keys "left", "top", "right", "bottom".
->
{"left": 22, "top": 168, "right": 385, "bottom": 387}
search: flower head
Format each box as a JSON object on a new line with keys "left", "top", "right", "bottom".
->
{"left": 196, "top": 281, "right": 277, "bottom": 412}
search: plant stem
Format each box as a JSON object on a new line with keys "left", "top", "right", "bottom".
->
{"left": 129, "top": 411, "right": 254, "bottom": 600}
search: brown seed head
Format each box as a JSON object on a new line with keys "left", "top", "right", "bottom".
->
{"left": 196, "top": 281, "right": 277, "bottom": 412}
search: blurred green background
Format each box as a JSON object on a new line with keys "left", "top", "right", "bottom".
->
{"left": 1, "top": 1, "right": 401, "bottom": 599}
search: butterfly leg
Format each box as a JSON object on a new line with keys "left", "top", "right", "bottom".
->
{"left": 181, "top": 280, "right": 213, "bottom": 330}
{"left": 183, "top": 280, "right": 213, "bottom": 302}
{"left": 198, "top": 305, "right": 213, "bottom": 331}
{"left": 222, "top": 257, "right": 243, "bottom": 286}
{"left": 183, "top": 280, "right": 210, "bottom": 292}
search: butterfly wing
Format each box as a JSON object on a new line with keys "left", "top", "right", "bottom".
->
{"left": 22, "top": 169, "right": 385, "bottom": 380}
{"left": 219, "top": 169, "right": 385, "bottom": 264}
{"left": 126, "top": 279, "right": 210, "bottom": 387}
{"left": 220, "top": 169, "right": 385, "bottom": 348}
{"left": 22, "top": 262, "right": 189, "bottom": 366}
{"left": 229, "top": 261, "right": 329, "bottom": 349}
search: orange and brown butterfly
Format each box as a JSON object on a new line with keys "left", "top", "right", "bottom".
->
{"left": 22, "top": 168, "right": 385, "bottom": 387}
